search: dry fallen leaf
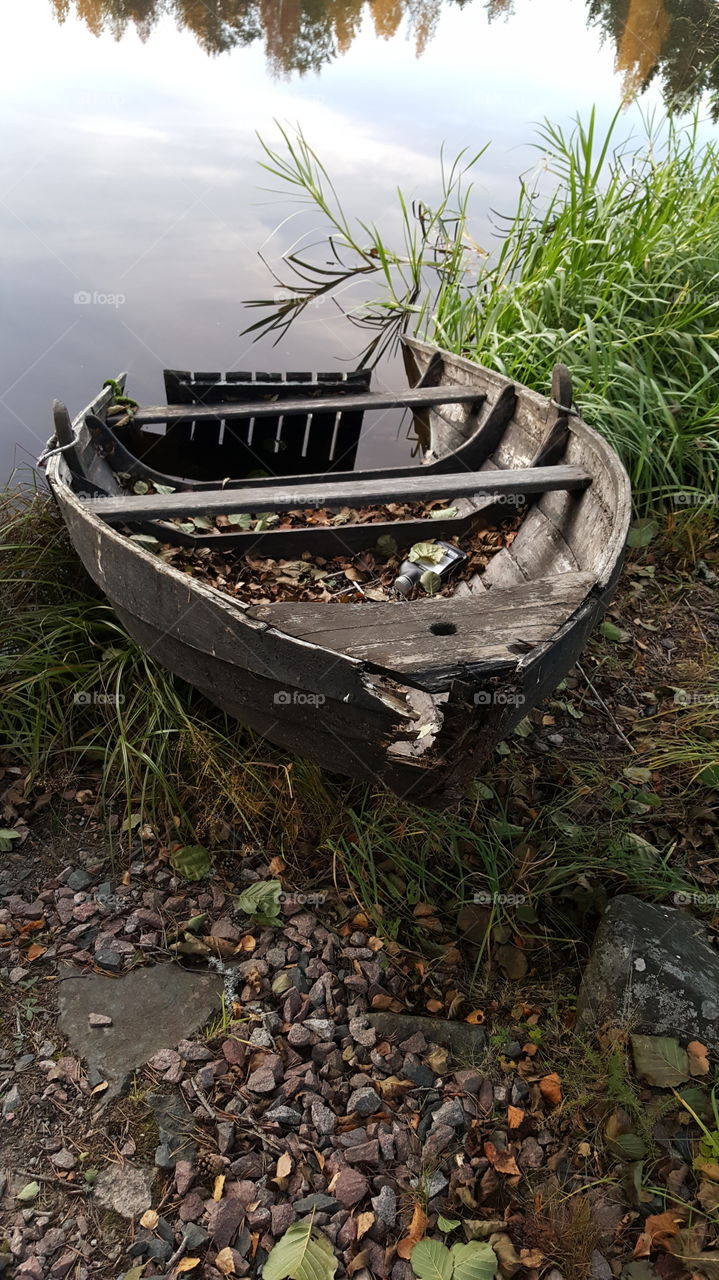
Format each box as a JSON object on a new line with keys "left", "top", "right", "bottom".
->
{"left": 507, "top": 1106, "right": 525, "bottom": 1130}
{"left": 356, "top": 1211, "right": 375, "bottom": 1241}
{"left": 275, "top": 1152, "right": 293, "bottom": 1182}
{"left": 464, "top": 1009, "right": 485, "bottom": 1025}
{"left": 212, "top": 1174, "right": 225, "bottom": 1202}
{"left": 177, "top": 1260, "right": 201, "bottom": 1273}
{"left": 140, "top": 1209, "right": 159, "bottom": 1230}
{"left": 484, "top": 1141, "right": 521, "bottom": 1176}
{"left": 539, "top": 1073, "right": 563, "bottom": 1107}
{"left": 215, "top": 1247, "right": 236, "bottom": 1276}
{"left": 687, "top": 1040, "right": 710, "bottom": 1076}
{"left": 26, "top": 943, "right": 46, "bottom": 962}
{"left": 396, "top": 1204, "right": 428, "bottom": 1258}
{"left": 644, "top": 1207, "right": 688, "bottom": 1246}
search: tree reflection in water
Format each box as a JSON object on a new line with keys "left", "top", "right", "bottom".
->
{"left": 49, "top": 0, "right": 719, "bottom": 111}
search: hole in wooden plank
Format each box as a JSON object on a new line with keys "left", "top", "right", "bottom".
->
{"left": 430, "top": 622, "right": 457, "bottom": 636}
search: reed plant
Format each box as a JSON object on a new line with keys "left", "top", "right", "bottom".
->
{"left": 250, "top": 110, "right": 719, "bottom": 510}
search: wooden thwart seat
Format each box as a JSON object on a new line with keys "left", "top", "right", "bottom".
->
{"left": 132, "top": 384, "right": 485, "bottom": 427}
{"left": 247, "top": 571, "right": 596, "bottom": 692}
{"left": 83, "top": 463, "right": 592, "bottom": 524}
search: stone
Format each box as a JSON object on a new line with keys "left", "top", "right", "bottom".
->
{"left": 58, "top": 963, "right": 222, "bottom": 1098}
{"left": 95, "top": 949, "right": 123, "bottom": 973}
{"left": 88, "top": 1013, "right": 112, "bottom": 1028}
{"left": 50, "top": 1149, "right": 77, "bottom": 1171}
{"left": 401, "top": 1061, "right": 435, "bottom": 1089}
{"left": 146, "top": 1048, "right": 181, "bottom": 1072}
{"left": 454, "top": 1068, "right": 483, "bottom": 1094}
{"left": 345, "top": 1140, "right": 380, "bottom": 1165}
{"left": 175, "top": 1161, "right": 194, "bottom": 1195}
{"left": 371, "top": 1185, "right": 397, "bottom": 1227}
{"left": 347, "top": 1086, "right": 381, "bottom": 1117}
{"left": 208, "top": 1197, "right": 244, "bottom": 1250}
{"left": 66, "top": 870, "right": 92, "bottom": 892}
{"left": 431, "top": 1099, "right": 466, "bottom": 1129}
{"left": 287, "top": 1024, "right": 312, "bottom": 1048}
{"left": 518, "top": 1137, "right": 544, "bottom": 1170}
{"left": 577, "top": 894, "right": 719, "bottom": 1051}
{"left": 264, "top": 1105, "right": 302, "bottom": 1127}
{"left": 368, "top": 1011, "right": 486, "bottom": 1058}
{"left": 2, "top": 1084, "right": 20, "bottom": 1116}
{"left": 222, "top": 1038, "right": 246, "bottom": 1066}
{"left": 311, "top": 1101, "right": 336, "bottom": 1135}
{"left": 182, "top": 1223, "right": 210, "bottom": 1250}
{"left": 348, "top": 1017, "right": 377, "bottom": 1048}
{"left": 94, "top": 1164, "right": 153, "bottom": 1219}
{"left": 293, "top": 1193, "right": 340, "bottom": 1213}
{"left": 303, "top": 1018, "right": 334, "bottom": 1040}
{"left": 333, "top": 1168, "right": 368, "bottom": 1207}
{"left": 271, "top": 1204, "right": 296, "bottom": 1235}
{"left": 179, "top": 1192, "right": 205, "bottom": 1222}
{"left": 247, "top": 1067, "right": 276, "bottom": 1094}
{"left": 422, "top": 1123, "right": 455, "bottom": 1160}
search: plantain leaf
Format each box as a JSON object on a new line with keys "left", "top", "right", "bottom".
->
{"left": 420, "top": 570, "right": 442, "bottom": 596}
{"left": 263, "top": 1220, "right": 338, "bottom": 1280}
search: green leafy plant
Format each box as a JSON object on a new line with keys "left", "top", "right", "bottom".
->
{"left": 170, "top": 844, "right": 212, "bottom": 881}
{"left": 263, "top": 1220, "right": 338, "bottom": 1280}
{"left": 235, "top": 879, "right": 282, "bottom": 924}
{"left": 411, "top": 1238, "right": 498, "bottom": 1280}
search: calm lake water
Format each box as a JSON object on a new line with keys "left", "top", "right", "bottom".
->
{"left": 1, "top": 0, "right": 716, "bottom": 477}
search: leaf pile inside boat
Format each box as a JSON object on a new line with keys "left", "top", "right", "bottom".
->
{"left": 136, "top": 518, "right": 521, "bottom": 605}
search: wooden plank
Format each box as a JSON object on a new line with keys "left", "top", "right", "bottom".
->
{"left": 84, "top": 464, "right": 592, "bottom": 523}
{"left": 248, "top": 571, "right": 595, "bottom": 692}
{"left": 132, "top": 385, "right": 485, "bottom": 427}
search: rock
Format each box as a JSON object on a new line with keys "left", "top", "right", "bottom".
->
{"left": 349, "top": 1017, "right": 377, "bottom": 1048}
{"left": 422, "top": 1123, "right": 455, "bottom": 1160}
{"left": 182, "top": 1223, "right": 210, "bottom": 1250}
{"left": 146, "top": 1048, "right": 181, "bottom": 1072}
{"left": 2, "top": 1084, "right": 20, "bottom": 1116}
{"left": 58, "top": 963, "right": 222, "bottom": 1098}
{"left": 333, "top": 1168, "right": 369, "bottom": 1207}
{"left": 264, "top": 1104, "right": 302, "bottom": 1127}
{"left": 94, "top": 1164, "right": 154, "bottom": 1219}
{"left": 311, "top": 1101, "right": 337, "bottom": 1135}
{"left": 208, "top": 1197, "right": 244, "bottom": 1250}
{"left": 518, "top": 1137, "right": 544, "bottom": 1170}
{"left": 345, "top": 1140, "right": 380, "bottom": 1165}
{"left": 222, "top": 1038, "right": 246, "bottom": 1066}
{"left": 401, "top": 1061, "right": 435, "bottom": 1089}
{"left": 347, "top": 1086, "right": 381, "bottom": 1117}
{"left": 95, "top": 949, "right": 123, "bottom": 973}
{"left": 371, "top": 1185, "right": 397, "bottom": 1227}
{"left": 303, "top": 1018, "right": 335, "bottom": 1040}
{"left": 50, "top": 1149, "right": 77, "bottom": 1171}
{"left": 454, "top": 1068, "right": 483, "bottom": 1094}
{"left": 293, "top": 1193, "right": 340, "bottom": 1213}
{"left": 287, "top": 1025, "right": 312, "bottom": 1047}
{"left": 577, "top": 894, "right": 719, "bottom": 1051}
{"left": 88, "top": 1013, "right": 112, "bottom": 1028}
{"left": 247, "top": 1067, "right": 276, "bottom": 1093}
{"left": 368, "top": 1011, "right": 486, "bottom": 1058}
{"left": 271, "top": 1204, "right": 296, "bottom": 1235}
{"left": 154, "top": 1143, "right": 176, "bottom": 1170}
{"left": 66, "top": 870, "right": 92, "bottom": 892}
{"left": 179, "top": 1192, "right": 205, "bottom": 1222}
{"left": 591, "top": 1252, "right": 613, "bottom": 1280}
{"left": 175, "top": 1161, "right": 194, "bottom": 1195}
{"left": 426, "top": 1171, "right": 448, "bottom": 1197}
{"left": 431, "top": 1098, "right": 466, "bottom": 1129}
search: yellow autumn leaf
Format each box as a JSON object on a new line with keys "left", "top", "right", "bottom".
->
{"left": 212, "top": 1174, "right": 225, "bottom": 1202}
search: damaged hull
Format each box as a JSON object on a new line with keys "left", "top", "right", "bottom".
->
{"left": 47, "top": 341, "right": 631, "bottom": 805}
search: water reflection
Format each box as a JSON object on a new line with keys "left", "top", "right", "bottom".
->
{"left": 48, "top": 0, "right": 467, "bottom": 72}
{"left": 49, "top": 0, "right": 719, "bottom": 110}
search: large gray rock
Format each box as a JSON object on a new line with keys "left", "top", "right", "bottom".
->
{"left": 94, "top": 1164, "right": 154, "bottom": 1219}
{"left": 58, "top": 963, "right": 222, "bottom": 1097}
{"left": 577, "top": 894, "right": 719, "bottom": 1050}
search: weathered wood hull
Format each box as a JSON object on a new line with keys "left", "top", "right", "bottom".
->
{"left": 47, "top": 342, "right": 631, "bottom": 805}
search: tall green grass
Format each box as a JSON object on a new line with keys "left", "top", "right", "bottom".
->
{"left": 251, "top": 110, "right": 719, "bottom": 510}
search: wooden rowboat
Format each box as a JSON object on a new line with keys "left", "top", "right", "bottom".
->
{"left": 46, "top": 338, "right": 631, "bottom": 805}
